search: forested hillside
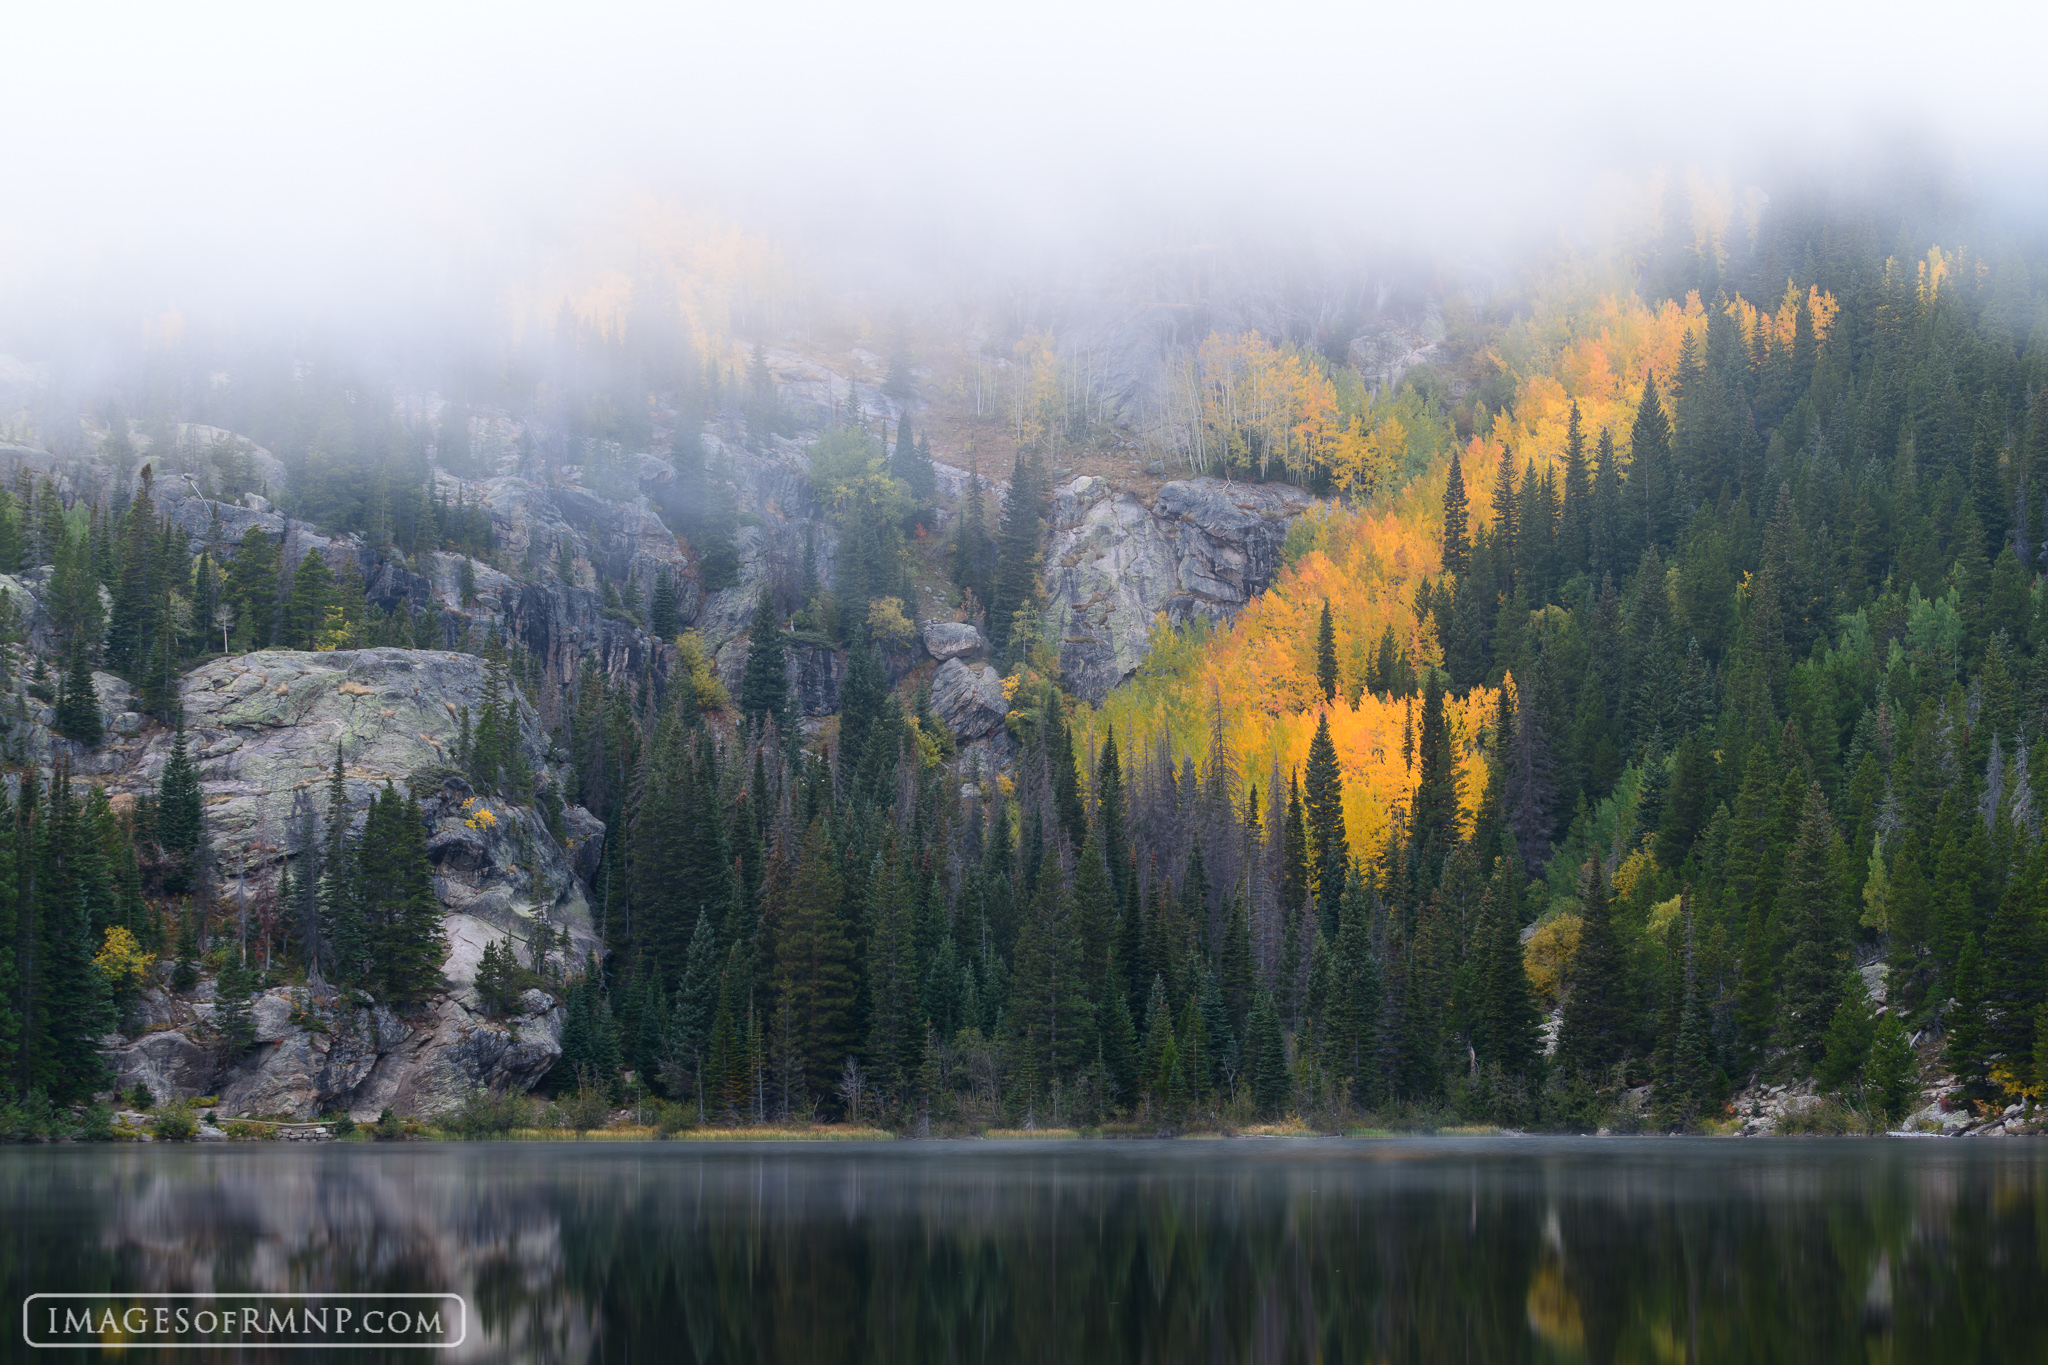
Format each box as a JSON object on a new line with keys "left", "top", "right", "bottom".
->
{"left": 5, "top": 179, "right": 2048, "bottom": 1136}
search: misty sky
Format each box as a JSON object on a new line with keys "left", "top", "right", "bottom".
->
{"left": 6, "top": 1, "right": 2041, "bottom": 333}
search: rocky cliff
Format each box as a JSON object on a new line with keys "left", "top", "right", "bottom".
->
{"left": 1042, "top": 475, "right": 1314, "bottom": 702}
{"left": 84, "top": 646, "right": 601, "bottom": 1120}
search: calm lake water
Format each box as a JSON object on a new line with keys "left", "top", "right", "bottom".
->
{"left": 4, "top": 1137, "right": 2047, "bottom": 1362}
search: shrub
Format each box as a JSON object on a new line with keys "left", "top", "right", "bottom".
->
{"left": 563, "top": 1079, "right": 611, "bottom": 1134}
{"left": 331, "top": 1114, "right": 357, "bottom": 1138}
{"left": 0, "top": 1090, "right": 65, "bottom": 1141}
{"left": 148, "top": 1102, "right": 199, "bottom": 1142}
{"left": 129, "top": 1083, "right": 155, "bottom": 1111}
{"left": 75, "top": 1103, "right": 117, "bottom": 1142}
{"left": 445, "top": 1087, "right": 526, "bottom": 1138}
{"left": 372, "top": 1107, "right": 404, "bottom": 1141}
{"left": 653, "top": 1099, "right": 694, "bottom": 1136}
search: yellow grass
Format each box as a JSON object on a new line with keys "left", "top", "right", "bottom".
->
{"left": 672, "top": 1125, "right": 893, "bottom": 1142}
{"left": 981, "top": 1128, "right": 1084, "bottom": 1140}
{"left": 1236, "top": 1119, "right": 1317, "bottom": 1138}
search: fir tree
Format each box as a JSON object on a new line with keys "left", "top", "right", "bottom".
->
{"left": 53, "top": 647, "right": 102, "bottom": 746}
{"left": 1440, "top": 446, "right": 1470, "bottom": 576}
{"left": 157, "top": 718, "right": 204, "bottom": 894}
{"left": 282, "top": 551, "right": 336, "bottom": 649}
{"left": 1776, "top": 784, "right": 1849, "bottom": 1067}
{"left": 1304, "top": 712, "right": 1347, "bottom": 938}
{"left": 1315, "top": 600, "right": 1338, "bottom": 701}
{"left": 1408, "top": 669, "right": 1461, "bottom": 900}
{"left": 1556, "top": 861, "right": 1625, "bottom": 1081}
{"left": 988, "top": 451, "right": 1044, "bottom": 657}
{"left": 738, "top": 589, "right": 790, "bottom": 732}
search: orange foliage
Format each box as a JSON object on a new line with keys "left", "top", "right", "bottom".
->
{"left": 1083, "top": 498, "right": 1495, "bottom": 859}
{"left": 1080, "top": 273, "right": 1836, "bottom": 859}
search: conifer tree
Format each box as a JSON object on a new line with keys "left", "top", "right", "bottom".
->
{"left": 1245, "top": 989, "right": 1288, "bottom": 1117}
{"left": 1408, "top": 669, "right": 1460, "bottom": 899}
{"left": 988, "top": 451, "right": 1044, "bottom": 657}
{"left": 1557, "top": 861, "right": 1625, "bottom": 1080}
{"left": 282, "top": 551, "right": 336, "bottom": 649}
{"left": 1557, "top": 400, "right": 1589, "bottom": 577}
{"left": 1776, "top": 784, "right": 1849, "bottom": 1066}
{"left": 1303, "top": 713, "right": 1346, "bottom": 937}
{"left": 1440, "top": 446, "right": 1470, "bottom": 576}
{"left": 1490, "top": 450, "right": 1519, "bottom": 596}
{"left": 157, "top": 718, "right": 204, "bottom": 893}
{"left": 738, "top": 589, "right": 790, "bottom": 732}
{"left": 649, "top": 569, "right": 679, "bottom": 640}
{"left": 773, "top": 819, "right": 855, "bottom": 1105}
{"left": 54, "top": 647, "right": 102, "bottom": 746}
{"left": 1315, "top": 600, "right": 1338, "bottom": 701}
{"left": 1629, "top": 376, "right": 1673, "bottom": 553}
{"left": 951, "top": 456, "right": 995, "bottom": 618}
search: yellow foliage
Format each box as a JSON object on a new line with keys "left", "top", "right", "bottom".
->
{"left": 1085, "top": 266, "right": 1838, "bottom": 862}
{"left": 675, "top": 630, "right": 729, "bottom": 710}
{"left": 95, "top": 925, "right": 155, "bottom": 991}
{"left": 867, "top": 597, "right": 917, "bottom": 647}
{"left": 1523, "top": 914, "right": 1582, "bottom": 1010}
{"left": 1612, "top": 848, "right": 1657, "bottom": 904}
{"left": 461, "top": 797, "right": 499, "bottom": 832}
{"left": 1990, "top": 1063, "right": 2043, "bottom": 1105}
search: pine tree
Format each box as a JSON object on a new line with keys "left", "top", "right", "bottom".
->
{"left": 224, "top": 526, "right": 279, "bottom": 649}
{"left": 1303, "top": 712, "right": 1347, "bottom": 938}
{"left": 53, "top": 647, "right": 102, "bottom": 746}
{"left": 1557, "top": 861, "right": 1625, "bottom": 1080}
{"left": 157, "top": 718, "right": 204, "bottom": 894}
{"left": 951, "top": 456, "right": 995, "bottom": 618}
{"left": 1408, "top": 669, "right": 1460, "bottom": 900}
{"left": 773, "top": 820, "right": 855, "bottom": 1105}
{"left": 1629, "top": 376, "right": 1674, "bottom": 553}
{"left": 282, "top": 551, "right": 336, "bottom": 649}
{"left": 988, "top": 451, "right": 1044, "bottom": 657}
{"left": 649, "top": 570, "right": 680, "bottom": 640}
{"left": 1491, "top": 448, "right": 1518, "bottom": 593}
{"left": 1315, "top": 599, "right": 1338, "bottom": 702}
{"left": 738, "top": 589, "right": 790, "bottom": 732}
{"left": 1776, "top": 784, "right": 1849, "bottom": 1067}
{"left": 1864, "top": 1012, "right": 1918, "bottom": 1121}
{"left": 1557, "top": 400, "right": 1589, "bottom": 577}
{"left": 1440, "top": 446, "right": 1470, "bottom": 576}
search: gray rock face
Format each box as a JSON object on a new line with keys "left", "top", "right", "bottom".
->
{"left": 920, "top": 620, "right": 985, "bottom": 662}
{"left": 931, "top": 659, "right": 1007, "bottom": 740}
{"left": 1042, "top": 475, "right": 1315, "bottom": 701}
{"left": 106, "top": 983, "right": 566, "bottom": 1121}
{"left": 714, "top": 634, "right": 845, "bottom": 718}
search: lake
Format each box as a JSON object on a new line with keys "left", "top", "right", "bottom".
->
{"left": 4, "top": 1138, "right": 2046, "bottom": 1362}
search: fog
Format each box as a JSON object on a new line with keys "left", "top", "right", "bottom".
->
{"left": 5, "top": 1, "right": 2044, "bottom": 363}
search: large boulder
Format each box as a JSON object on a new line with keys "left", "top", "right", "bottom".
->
{"left": 931, "top": 659, "right": 1007, "bottom": 741}
{"left": 921, "top": 620, "right": 985, "bottom": 662}
{"left": 1042, "top": 476, "right": 1315, "bottom": 702}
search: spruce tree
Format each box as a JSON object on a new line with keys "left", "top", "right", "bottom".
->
{"left": 280, "top": 551, "right": 336, "bottom": 649}
{"left": 738, "top": 589, "right": 790, "bottom": 733}
{"left": 1315, "top": 600, "right": 1338, "bottom": 701}
{"left": 1303, "top": 712, "right": 1347, "bottom": 938}
{"left": 157, "top": 718, "right": 204, "bottom": 894}
{"left": 1440, "top": 446, "right": 1470, "bottom": 576}
{"left": 988, "top": 451, "right": 1044, "bottom": 657}
{"left": 1629, "top": 376, "right": 1673, "bottom": 553}
{"left": 1556, "top": 860, "right": 1625, "bottom": 1080}
{"left": 1776, "top": 784, "right": 1849, "bottom": 1067}
{"left": 54, "top": 647, "right": 102, "bottom": 746}
{"left": 1408, "top": 669, "right": 1460, "bottom": 900}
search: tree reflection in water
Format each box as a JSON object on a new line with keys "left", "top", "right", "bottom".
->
{"left": 4, "top": 1138, "right": 2046, "bottom": 1362}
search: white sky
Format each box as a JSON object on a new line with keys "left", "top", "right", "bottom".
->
{"left": 4, "top": 0, "right": 2043, "bottom": 331}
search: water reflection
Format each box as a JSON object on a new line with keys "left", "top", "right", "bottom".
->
{"left": 4, "top": 1139, "right": 2047, "bottom": 1362}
